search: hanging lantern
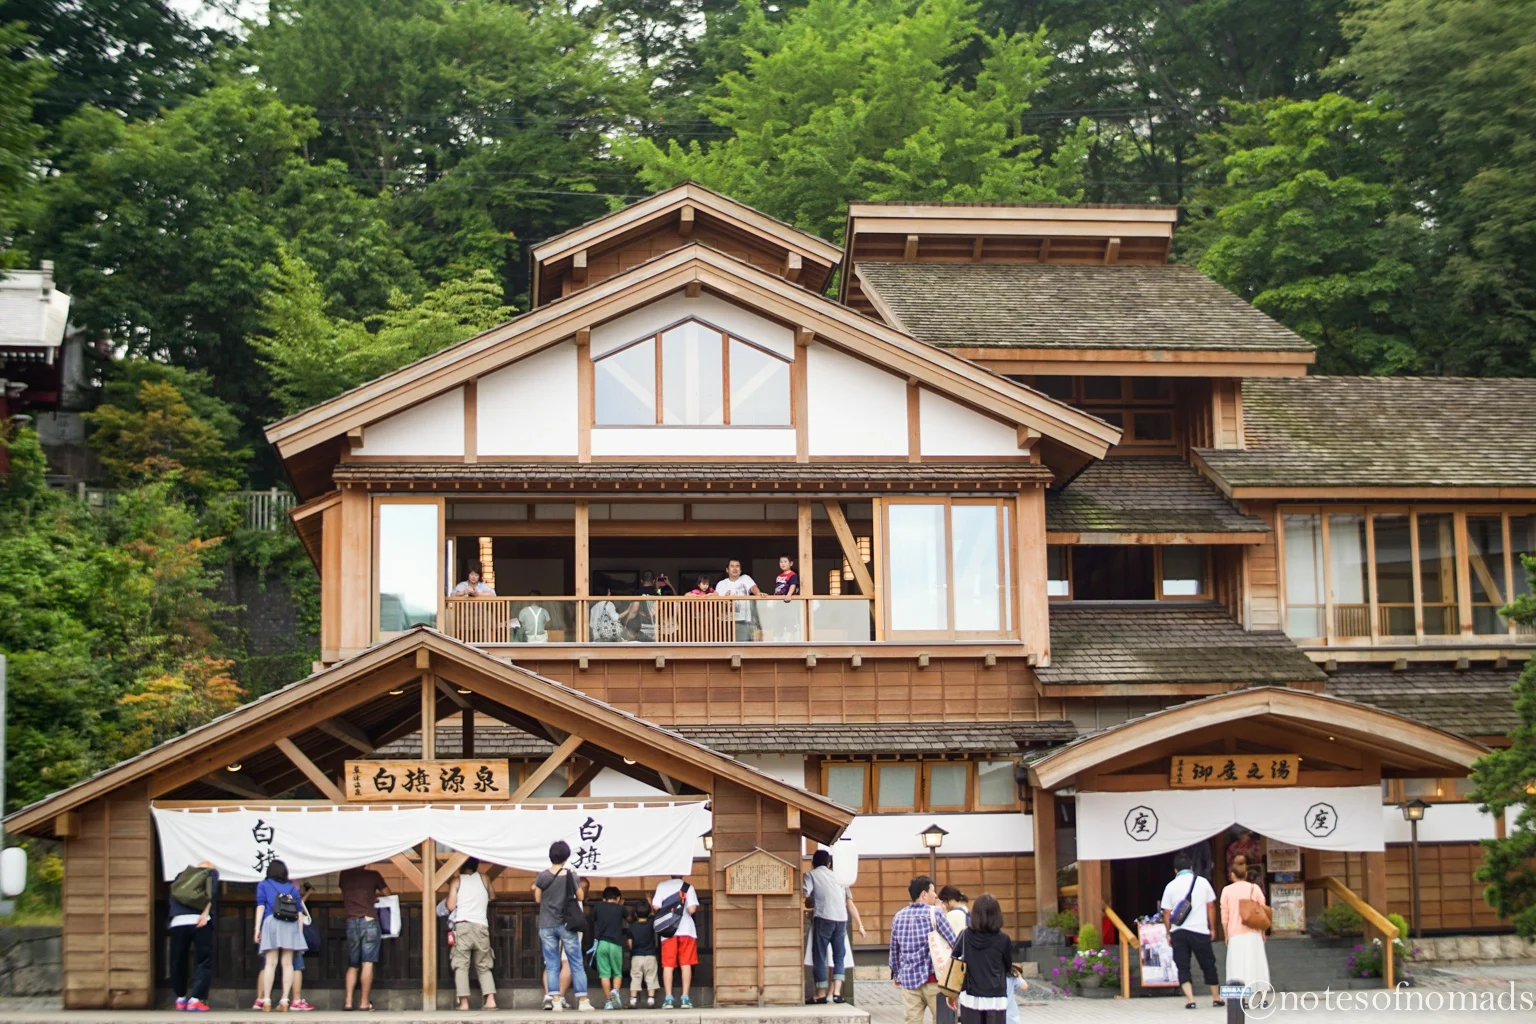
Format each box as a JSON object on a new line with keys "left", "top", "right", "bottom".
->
{"left": 842, "top": 558, "right": 854, "bottom": 581}
{"left": 857, "top": 536, "right": 871, "bottom": 563}
{"left": 478, "top": 536, "right": 495, "bottom": 589}
{"left": 827, "top": 569, "right": 842, "bottom": 596}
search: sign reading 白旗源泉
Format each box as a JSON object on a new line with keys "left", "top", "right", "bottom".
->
{"left": 1170, "top": 754, "right": 1299, "bottom": 788}
{"left": 345, "top": 759, "right": 512, "bottom": 801}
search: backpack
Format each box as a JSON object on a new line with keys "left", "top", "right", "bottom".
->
{"left": 170, "top": 866, "right": 212, "bottom": 912}
{"left": 273, "top": 890, "right": 301, "bottom": 923}
{"left": 653, "top": 882, "right": 691, "bottom": 938}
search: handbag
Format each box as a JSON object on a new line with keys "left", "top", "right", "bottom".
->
{"left": 1238, "top": 882, "right": 1272, "bottom": 931}
{"left": 936, "top": 929, "right": 967, "bottom": 999}
{"left": 928, "top": 909, "right": 952, "bottom": 974}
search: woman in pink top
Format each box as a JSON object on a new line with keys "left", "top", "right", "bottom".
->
{"left": 1220, "top": 866, "right": 1270, "bottom": 990}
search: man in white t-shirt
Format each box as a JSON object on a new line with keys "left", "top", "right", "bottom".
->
{"left": 713, "top": 559, "right": 760, "bottom": 642}
{"left": 651, "top": 876, "right": 700, "bottom": 1008}
{"left": 1159, "top": 850, "right": 1222, "bottom": 1009}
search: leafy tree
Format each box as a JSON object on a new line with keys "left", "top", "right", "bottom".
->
{"left": 0, "top": 0, "right": 224, "bottom": 123}
{"left": 1335, "top": 0, "right": 1536, "bottom": 376}
{"left": 622, "top": 0, "right": 1088, "bottom": 242}
{"left": 116, "top": 655, "right": 243, "bottom": 754}
{"left": 0, "top": 21, "right": 49, "bottom": 254}
{"left": 84, "top": 378, "right": 250, "bottom": 499}
{"left": 20, "top": 81, "right": 417, "bottom": 440}
{"left": 251, "top": 0, "right": 640, "bottom": 299}
{"left": 1470, "top": 556, "right": 1536, "bottom": 939}
{"left": 1182, "top": 95, "right": 1427, "bottom": 373}
{"left": 255, "top": 253, "right": 511, "bottom": 415}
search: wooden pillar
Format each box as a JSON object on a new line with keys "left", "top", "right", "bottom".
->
{"left": 574, "top": 500, "right": 590, "bottom": 641}
{"left": 1362, "top": 850, "right": 1388, "bottom": 940}
{"left": 338, "top": 486, "right": 372, "bottom": 657}
{"left": 1078, "top": 858, "right": 1104, "bottom": 940}
{"left": 797, "top": 501, "right": 814, "bottom": 597}
{"left": 420, "top": 665, "right": 436, "bottom": 760}
{"left": 320, "top": 502, "right": 342, "bottom": 662}
{"left": 421, "top": 837, "right": 437, "bottom": 1010}
{"left": 710, "top": 778, "right": 802, "bottom": 1005}
{"left": 870, "top": 497, "right": 885, "bottom": 640}
{"left": 1015, "top": 486, "right": 1049, "bottom": 660}
{"left": 1033, "top": 789, "right": 1058, "bottom": 925}
{"left": 462, "top": 708, "right": 474, "bottom": 759}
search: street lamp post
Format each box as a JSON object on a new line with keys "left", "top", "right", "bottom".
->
{"left": 920, "top": 824, "right": 949, "bottom": 880}
{"left": 1401, "top": 798, "right": 1431, "bottom": 939}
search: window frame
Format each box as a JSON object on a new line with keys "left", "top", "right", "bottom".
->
{"left": 590, "top": 316, "right": 792, "bottom": 428}
{"left": 820, "top": 757, "right": 1021, "bottom": 813}
{"left": 872, "top": 762, "right": 920, "bottom": 813}
{"left": 372, "top": 495, "right": 447, "bottom": 642}
{"left": 880, "top": 497, "right": 1017, "bottom": 640}
{"left": 820, "top": 762, "right": 871, "bottom": 812}
{"left": 1277, "top": 505, "right": 1535, "bottom": 645}
{"left": 1020, "top": 375, "right": 1178, "bottom": 449}
{"left": 922, "top": 762, "right": 972, "bottom": 813}
{"left": 974, "top": 759, "right": 1022, "bottom": 811}
{"left": 1153, "top": 546, "right": 1211, "bottom": 600}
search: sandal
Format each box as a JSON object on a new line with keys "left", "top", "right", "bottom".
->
{"left": 1184, "top": 1002, "right": 1197, "bottom": 1010}
{"left": 1213, "top": 1000, "right": 1226, "bottom": 1007}
{"left": 276, "top": 999, "right": 290, "bottom": 1013}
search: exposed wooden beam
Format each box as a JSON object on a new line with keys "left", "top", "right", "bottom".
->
{"left": 315, "top": 717, "right": 374, "bottom": 755}
{"left": 436, "top": 678, "right": 470, "bottom": 710}
{"left": 658, "top": 773, "right": 681, "bottom": 796}
{"left": 678, "top": 205, "right": 694, "bottom": 237}
{"left": 785, "top": 252, "right": 803, "bottom": 282}
{"left": 345, "top": 426, "right": 364, "bottom": 451}
{"left": 420, "top": 671, "right": 437, "bottom": 761}
{"left": 823, "top": 500, "right": 876, "bottom": 596}
{"left": 54, "top": 811, "right": 80, "bottom": 838}
{"left": 562, "top": 759, "right": 603, "bottom": 797}
{"left": 796, "top": 327, "right": 813, "bottom": 348}
{"left": 903, "top": 234, "right": 919, "bottom": 260}
{"left": 786, "top": 807, "right": 801, "bottom": 833}
{"left": 971, "top": 237, "right": 984, "bottom": 262}
{"left": 274, "top": 737, "right": 345, "bottom": 802}
{"left": 434, "top": 852, "right": 470, "bottom": 891}
{"left": 684, "top": 280, "right": 702, "bottom": 298}
{"left": 391, "top": 853, "right": 423, "bottom": 890}
{"left": 1038, "top": 238, "right": 1051, "bottom": 262}
{"left": 1104, "top": 237, "right": 1121, "bottom": 265}
{"left": 201, "top": 770, "right": 270, "bottom": 800}
{"left": 510, "top": 733, "right": 585, "bottom": 801}
{"left": 571, "top": 249, "right": 588, "bottom": 284}
{"left": 1017, "top": 426, "right": 1041, "bottom": 450}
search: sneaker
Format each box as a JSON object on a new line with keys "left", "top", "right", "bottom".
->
{"left": 551, "top": 995, "right": 566, "bottom": 1013}
{"left": 543, "top": 996, "right": 556, "bottom": 1012}
{"left": 186, "top": 1000, "right": 211, "bottom": 1013}
{"left": 647, "top": 996, "right": 657, "bottom": 1008}
{"left": 679, "top": 996, "right": 692, "bottom": 1009}
{"left": 253, "top": 1000, "right": 266, "bottom": 1011}
{"left": 176, "top": 998, "right": 188, "bottom": 1011}
{"left": 576, "top": 998, "right": 596, "bottom": 1012}
{"left": 290, "top": 1000, "right": 314, "bottom": 1012}
{"left": 661, "top": 997, "right": 674, "bottom": 1009}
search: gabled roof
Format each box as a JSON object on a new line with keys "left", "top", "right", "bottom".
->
{"left": 854, "top": 262, "right": 1316, "bottom": 356}
{"left": 1047, "top": 457, "right": 1269, "bottom": 540}
{"left": 1027, "top": 685, "right": 1488, "bottom": 789}
{"left": 1195, "top": 376, "right": 1536, "bottom": 497}
{"left": 533, "top": 182, "right": 843, "bottom": 266}
{"left": 4, "top": 629, "right": 856, "bottom": 844}
{"left": 1035, "top": 602, "right": 1326, "bottom": 692}
{"left": 265, "top": 244, "right": 1122, "bottom": 465}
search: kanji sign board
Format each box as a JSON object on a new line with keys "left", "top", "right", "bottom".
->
{"left": 345, "top": 759, "right": 512, "bottom": 801}
{"left": 1170, "top": 754, "right": 1300, "bottom": 788}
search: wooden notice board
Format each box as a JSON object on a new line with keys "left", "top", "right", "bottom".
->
{"left": 1169, "top": 754, "right": 1299, "bottom": 788}
{"left": 345, "top": 759, "right": 512, "bottom": 801}
{"left": 723, "top": 848, "right": 797, "bottom": 895}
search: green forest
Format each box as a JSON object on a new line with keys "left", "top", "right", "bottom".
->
{"left": 0, "top": 0, "right": 1533, "bottom": 833}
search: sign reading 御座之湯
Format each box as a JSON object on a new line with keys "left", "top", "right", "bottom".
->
{"left": 344, "top": 759, "right": 512, "bottom": 801}
{"left": 1169, "top": 755, "right": 1299, "bottom": 788}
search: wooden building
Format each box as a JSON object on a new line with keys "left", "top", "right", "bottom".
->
{"left": 8, "top": 183, "right": 1531, "bottom": 1007}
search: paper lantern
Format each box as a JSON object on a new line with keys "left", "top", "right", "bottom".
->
{"left": 827, "top": 569, "right": 841, "bottom": 596}
{"left": 1, "top": 847, "right": 27, "bottom": 897}
{"left": 832, "top": 838, "right": 859, "bottom": 887}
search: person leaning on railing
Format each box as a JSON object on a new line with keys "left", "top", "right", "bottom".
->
{"left": 452, "top": 569, "right": 497, "bottom": 597}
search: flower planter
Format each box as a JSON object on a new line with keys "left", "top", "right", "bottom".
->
{"left": 1075, "top": 985, "right": 1117, "bottom": 999}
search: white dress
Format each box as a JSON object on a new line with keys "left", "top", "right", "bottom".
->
{"left": 1221, "top": 883, "right": 1271, "bottom": 989}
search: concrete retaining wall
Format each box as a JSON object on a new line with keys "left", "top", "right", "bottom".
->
{"left": 1415, "top": 933, "right": 1536, "bottom": 963}
{"left": 0, "top": 927, "right": 62, "bottom": 996}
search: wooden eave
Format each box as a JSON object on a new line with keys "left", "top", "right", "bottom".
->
{"left": 1188, "top": 451, "right": 1536, "bottom": 501}
{"left": 264, "top": 244, "right": 1121, "bottom": 474}
{"left": 961, "top": 347, "right": 1314, "bottom": 377}
{"left": 1026, "top": 686, "right": 1487, "bottom": 791}
{"left": 5, "top": 629, "right": 855, "bottom": 844}
{"left": 1046, "top": 530, "right": 1269, "bottom": 546}
{"left": 531, "top": 183, "right": 842, "bottom": 306}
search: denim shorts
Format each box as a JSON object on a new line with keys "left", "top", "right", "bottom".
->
{"left": 346, "top": 917, "right": 382, "bottom": 967}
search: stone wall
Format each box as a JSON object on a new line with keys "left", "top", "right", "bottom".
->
{"left": 1415, "top": 933, "right": 1536, "bottom": 964}
{"left": 0, "top": 927, "right": 62, "bottom": 996}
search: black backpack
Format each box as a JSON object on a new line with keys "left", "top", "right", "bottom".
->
{"left": 273, "top": 890, "right": 301, "bottom": 923}
{"left": 653, "top": 883, "right": 691, "bottom": 939}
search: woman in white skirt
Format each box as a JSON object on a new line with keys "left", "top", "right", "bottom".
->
{"left": 253, "top": 859, "right": 308, "bottom": 1012}
{"left": 1219, "top": 865, "right": 1270, "bottom": 992}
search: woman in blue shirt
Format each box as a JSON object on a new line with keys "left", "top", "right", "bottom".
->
{"left": 253, "top": 860, "right": 306, "bottom": 1012}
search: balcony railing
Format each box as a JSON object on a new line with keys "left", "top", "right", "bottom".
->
{"left": 443, "top": 595, "right": 873, "bottom": 645}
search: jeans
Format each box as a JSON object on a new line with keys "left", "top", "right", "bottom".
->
{"left": 539, "top": 925, "right": 587, "bottom": 998}
{"left": 811, "top": 917, "right": 848, "bottom": 985}
{"left": 169, "top": 923, "right": 214, "bottom": 1000}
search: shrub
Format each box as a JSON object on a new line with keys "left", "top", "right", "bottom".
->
{"left": 1048, "top": 909, "right": 1079, "bottom": 936}
{"left": 1386, "top": 912, "right": 1409, "bottom": 939}
{"left": 1347, "top": 936, "right": 1422, "bottom": 979}
{"left": 1307, "top": 903, "right": 1364, "bottom": 939}
{"left": 1076, "top": 923, "right": 1101, "bottom": 952}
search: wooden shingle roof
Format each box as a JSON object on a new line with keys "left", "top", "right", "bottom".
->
{"left": 1047, "top": 457, "right": 1268, "bottom": 537}
{"left": 1196, "top": 377, "right": 1536, "bottom": 494}
{"left": 1324, "top": 666, "right": 1523, "bottom": 740}
{"left": 854, "top": 262, "right": 1316, "bottom": 353}
{"left": 1035, "top": 602, "right": 1326, "bottom": 689}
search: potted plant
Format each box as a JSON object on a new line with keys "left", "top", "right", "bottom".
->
{"left": 1305, "top": 903, "right": 1364, "bottom": 947}
{"left": 1050, "top": 941, "right": 1119, "bottom": 999}
{"left": 1346, "top": 916, "right": 1421, "bottom": 987}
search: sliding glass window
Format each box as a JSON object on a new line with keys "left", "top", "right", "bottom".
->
{"left": 377, "top": 501, "right": 442, "bottom": 634}
{"left": 1281, "top": 508, "right": 1532, "bottom": 643}
{"left": 884, "top": 499, "right": 1015, "bottom": 639}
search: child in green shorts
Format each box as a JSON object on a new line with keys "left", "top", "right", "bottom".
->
{"left": 591, "top": 886, "right": 629, "bottom": 1009}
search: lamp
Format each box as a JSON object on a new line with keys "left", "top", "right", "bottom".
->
{"left": 856, "top": 536, "right": 871, "bottom": 563}
{"left": 920, "top": 823, "right": 949, "bottom": 878}
{"left": 827, "top": 569, "right": 842, "bottom": 596}
{"left": 1401, "top": 797, "right": 1431, "bottom": 938}
{"left": 225, "top": 763, "right": 242, "bottom": 773}
{"left": 702, "top": 830, "right": 714, "bottom": 853}
{"left": 842, "top": 558, "right": 854, "bottom": 582}
{"left": 1013, "top": 761, "right": 1031, "bottom": 802}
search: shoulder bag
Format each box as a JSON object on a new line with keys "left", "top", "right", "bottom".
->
{"left": 1170, "top": 872, "right": 1200, "bottom": 927}
{"left": 561, "top": 869, "right": 587, "bottom": 933}
{"left": 1238, "top": 882, "right": 1272, "bottom": 931}
{"left": 928, "top": 908, "right": 952, "bottom": 974}
{"left": 936, "top": 929, "right": 967, "bottom": 999}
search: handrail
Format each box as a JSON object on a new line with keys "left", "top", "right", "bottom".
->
{"left": 1103, "top": 905, "right": 1136, "bottom": 1000}
{"left": 1315, "top": 876, "right": 1397, "bottom": 989}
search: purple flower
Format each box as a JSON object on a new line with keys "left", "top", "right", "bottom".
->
{"left": 1361, "top": 970, "right": 1370, "bottom": 978}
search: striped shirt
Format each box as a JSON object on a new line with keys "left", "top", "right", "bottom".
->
{"left": 889, "top": 902, "right": 958, "bottom": 990}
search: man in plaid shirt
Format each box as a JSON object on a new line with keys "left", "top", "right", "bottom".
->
{"left": 889, "top": 876, "right": 957, "bottom": 1024}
